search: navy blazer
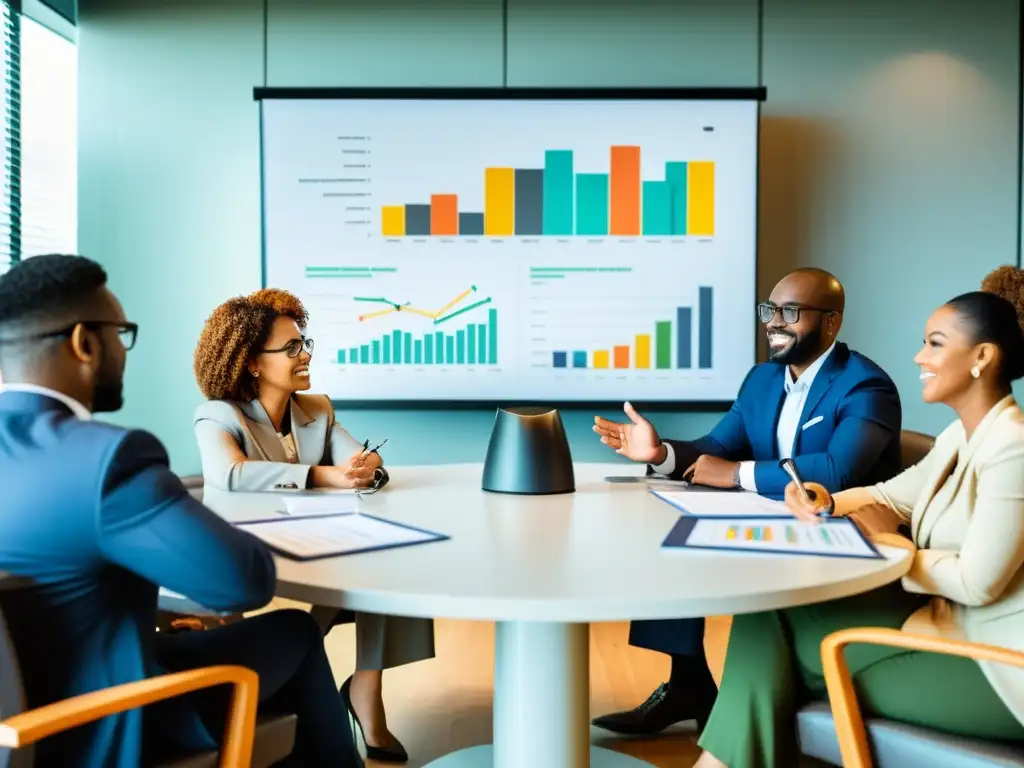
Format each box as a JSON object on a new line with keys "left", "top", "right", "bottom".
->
{"left": 0, "top": 391, "right": 276, "bottom": 767}
{"left": 661, "top": 343, "right": 902, "bottom": 497}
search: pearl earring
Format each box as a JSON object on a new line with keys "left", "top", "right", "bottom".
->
{"left": 252, "top": 371, "right": 260, "bottom": 378}
{"left": 971, "top": 365, "right": 981, "bottom": 379}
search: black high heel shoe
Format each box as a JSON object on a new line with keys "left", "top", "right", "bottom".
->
{"left": 340, "top": 676, "right": 409, "bottom": 764}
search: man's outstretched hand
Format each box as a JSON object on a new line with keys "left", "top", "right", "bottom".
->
{"left": 593, "top": 402, "right": 666, "bottom": 464}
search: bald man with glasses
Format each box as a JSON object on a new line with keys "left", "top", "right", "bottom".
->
{"left": 590, "top": 267, "right": 903, "bottom": 738}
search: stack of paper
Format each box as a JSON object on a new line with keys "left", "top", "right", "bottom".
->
{"left": 651, "top": 489, "right": 791, "bottom": 518}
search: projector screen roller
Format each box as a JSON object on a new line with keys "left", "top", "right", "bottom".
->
{"left": 259, "top": 89, "right": 760, "bottom": 405}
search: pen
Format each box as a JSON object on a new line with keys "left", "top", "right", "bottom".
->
{"left": 778, "top": 458, "right": 832, "bottom": 518}
{"left": 360, "top": 438, "right": 389, "bottom": 457}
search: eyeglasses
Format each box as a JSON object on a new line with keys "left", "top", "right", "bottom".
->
{"left": 0, "top": 321, "right": 138, "bottom": 350}
{"left": 262, "top": 337, "right": 314, "bottom": 358}
{"left": 757, "top": 303, "right": 839, "bottom": 325}
{"left": 355, "top": 468, "right": 388, "bottom": 497}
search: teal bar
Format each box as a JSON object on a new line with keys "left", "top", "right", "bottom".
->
{"left": 576, "top": 173, "right": 609, "bottom": 235}
{"left": 360, "top": 345, "right": 370, "bottom": 364}
{"left": 414, "top": 340, "right": 423, "bottom": 365}
{"left": 383, "top": 335, "right": 391, "bottom": 364}
{"left": 666, "top": 162, "right": 688, "bottom": 235}
{"left": 392, "top": 330, "right": 402, "bottom": 364}
{"left": 456, "top": 330, "right": 466, "bottom": 364}
{"left": 642, "top": 181, "right": 672, "bottom": 236}
{"left": 445, "top": 335, "right": 454, "bottom": 363}
{"left": 349, "top": 347, "right": 359, "bottom": 364}
{"left": 338, "top": 349, "right": 346, "bottom": 364}
{"left": 543, "top": 150, "right": 573, "bottom": 235}
{"left": 372, "top": 340, "right": 381, "bottom": 364}
{"left": 477, "top": 323, "right": 486, "bottom": 364}
{"left": 468, "top": 324, "right": 477, "bottom": 364}
{"left": 424, "top": 334, "right": 433, "bottom": 364}
{"left": 488, "top": 309, "right": 498, "bottom": 364}
{"left": 403, "top": 332, "right": 412, "bottom": 364}
{"left": 435, "top": 331, "right": 444, "bottom": 364}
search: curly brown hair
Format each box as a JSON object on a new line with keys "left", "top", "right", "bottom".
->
{"left": 981, "top": 265, "right": 1024, "bottom": 331}
{"left": 194, "top": 288, "right": 309, "bottom": 401}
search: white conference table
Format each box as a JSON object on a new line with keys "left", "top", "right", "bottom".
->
{"left": 202, "top": 462, "right": 912, "bottom": 768}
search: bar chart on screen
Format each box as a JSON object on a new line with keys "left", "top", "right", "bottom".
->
{"left": 379, "top": 147, "right": 715, "bottom": 240}
{"left": 528, "top": 264, "right": 719, "bottom": 375}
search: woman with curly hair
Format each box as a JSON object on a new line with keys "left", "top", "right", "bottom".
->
{"left": 691, "top": 270, "right": 1024, "bottom": 768}
{"left": 193, "top": 288, "right": 433, "bottom": 764}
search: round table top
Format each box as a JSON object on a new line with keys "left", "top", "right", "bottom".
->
{"left": 202, "top": 463, "right": 911, "bottom": 623}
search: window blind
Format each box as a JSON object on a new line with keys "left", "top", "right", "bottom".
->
{"left": 0, "top": 2, "right": 19, "bottom": 274}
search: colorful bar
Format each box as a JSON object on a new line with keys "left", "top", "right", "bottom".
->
{"left": 542, "top": 150, "right": 573, "bottom": 235}
{"left": 360, "top": 344, "right": 370, "bottom": 364}
{"left": 382, "top": 205, "right": 405, "bottom": 237}
{"left": 613, "top": 345, "right": 630, "bottom": 369}
{"left": 456, "top": 330, "right": 466, "bottom": 364}
{"left": 688, "top": 161, "right": 715, "bottom": 236}
{"left": 467, "top": 324, "right": 477, "bottom": 364}
{"left": 636, "top": 334, "right": 652, "bottom": 369}
{"left": 553, "top": 351, "right": 568, "bottom": 368}
{"left": 699, "top": 287, "right": 713, "bottom": 369}
{"left": 424, "top": 334, "right": 433, "bottom": 364}
{"left": 655, "top": 321, "right": 671, "bottom": 370}
{"left": 414, "top": 340, "right": 423, "bottom": 365}
{"left": 485, "top": 168, "right": 515, "bottom": 236}
{"left": 430, "top": 194, "right": 458, "bottom": 236}
{"left": 610, "top": 146, "right": 640, "bottom": 236}
{"left": 666, "top": 161, "right": 688, "bottom": 235}
{"left": 404, "top": 204, "right": 430, "bottom": 236}
{"left": 572, "top": 350, "right": 587, "bottom": 368}
{"left": 338, "top": 349, "right": 346, "bottom": 364}
{"left": 642, "top": 181, "right": 672, "bottom": 236}
{"left": 372, "top": 340, "right": 381, "bottom": 364}
{"left": 594, "top": 350, "right": 610, "bottom": 369}
{"left": 403, "top": 332, "right": 412, "bottom": 364}
{"left": 514, "top": 169, "right": 543, "bottom": 236}
{"left": 488, "top": 309, "right": 498, "bottom": 365}
{"left": 459, "top": 212, "right": 484, "bottom": 236}
{"left": 477, "top": 323, "right": 487, "bottom": 364}
{"left": 435, "top": 331, "right": 444, "bottom": 364}
{"left": 349, "top": 347, "right": 358, "bottom": 363}
{"left": 383, "top": 335, "right": 392, "bottom": 364}
{"left": 576, "top": 173, "right": 609, "bottom": 236}
{"left": 677, "top": 307, "right": 692, "bottom": 369}
{"left": 445, "top": 335, "right": 454, "bottom": 364}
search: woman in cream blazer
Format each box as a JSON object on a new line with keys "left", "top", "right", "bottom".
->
{"left": 692, "top": 281, "right": 1024, "bottom": 768}
{"left": 193, "top": 288, "right": 432, "bottom": 764}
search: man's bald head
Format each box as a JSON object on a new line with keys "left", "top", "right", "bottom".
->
{"left": 762, "top": 267, "right": 845, "bottom": 371}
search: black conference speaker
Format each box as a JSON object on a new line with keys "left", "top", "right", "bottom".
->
{"left": 481, "top": 407, "right": 575, "bottom": 495}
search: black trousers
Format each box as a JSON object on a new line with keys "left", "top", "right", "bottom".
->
{"left": 629, "top": 617, "right": 706, "bottom": 658}
{"left": 150, "top": 609, "right": 359, "bottom": 767}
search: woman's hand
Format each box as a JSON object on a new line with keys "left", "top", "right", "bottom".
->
{"left": 348, "top": 449, "right": 382, "bottom": 471}
{"left": 783, "top": 480, "right": 832, "bottom": 523}
{"left": 310, "top": 463, "right": 375, "bottom": 489}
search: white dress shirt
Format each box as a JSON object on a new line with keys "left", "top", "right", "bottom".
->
{"left": 652, "top": 342, "right": 837, "bottom": 491}
{"left": 0, "top": 383, "right": 92, "bottom": 420}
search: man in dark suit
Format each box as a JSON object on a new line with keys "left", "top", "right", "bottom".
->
{"left": 590, "top": 267, "right": 902, "bottom": 736}
{"left": 0, "top": 255, "right": 360, "bottom": 766}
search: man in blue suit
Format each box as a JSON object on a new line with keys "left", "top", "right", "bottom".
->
{"left": 591, "top": 267, "right": 902, "bottom": 736}
{"left": 0, "top": 255, "right": 360, "bottom": 766}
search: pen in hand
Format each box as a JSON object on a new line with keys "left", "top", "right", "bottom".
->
{"left": 778, "top": 458, "right": 831, "bottom": 518}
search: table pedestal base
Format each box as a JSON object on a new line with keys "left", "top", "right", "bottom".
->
{"left": 425, "top": 744, "right": 651, "bottom": 767}
{"left": 423, "top": 621, "right": 653, "bottom": 768}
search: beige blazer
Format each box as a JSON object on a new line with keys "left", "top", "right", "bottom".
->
{"left": 870, "top": 395, "right": 1024, "bottom": 724}
{"left": 193, "top": 394, "right": 364, "bottom": 491}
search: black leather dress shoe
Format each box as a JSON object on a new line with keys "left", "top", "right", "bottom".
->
{"left": 592, "top": 681, "right": 716, "bottom": 736}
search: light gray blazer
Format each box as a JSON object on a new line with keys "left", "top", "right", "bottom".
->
{"left": 194, "top": 394, "right": 364, "bottom": 491}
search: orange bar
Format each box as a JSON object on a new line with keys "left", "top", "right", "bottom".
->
{"left": 613, "top": 345, "right": 630, "bottom": 369}
{"left": 610, "top": 146, "right": 640, "bottom": 236}
{"left": 431, "top": 194, "right": 458, "bottom": 235}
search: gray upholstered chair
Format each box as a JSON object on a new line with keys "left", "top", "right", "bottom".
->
{"left": 795, "top": 430, "right": 1024, "bottom": 766}
{"left": 0, "top": 574, "right": 296, "bottom": 768}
